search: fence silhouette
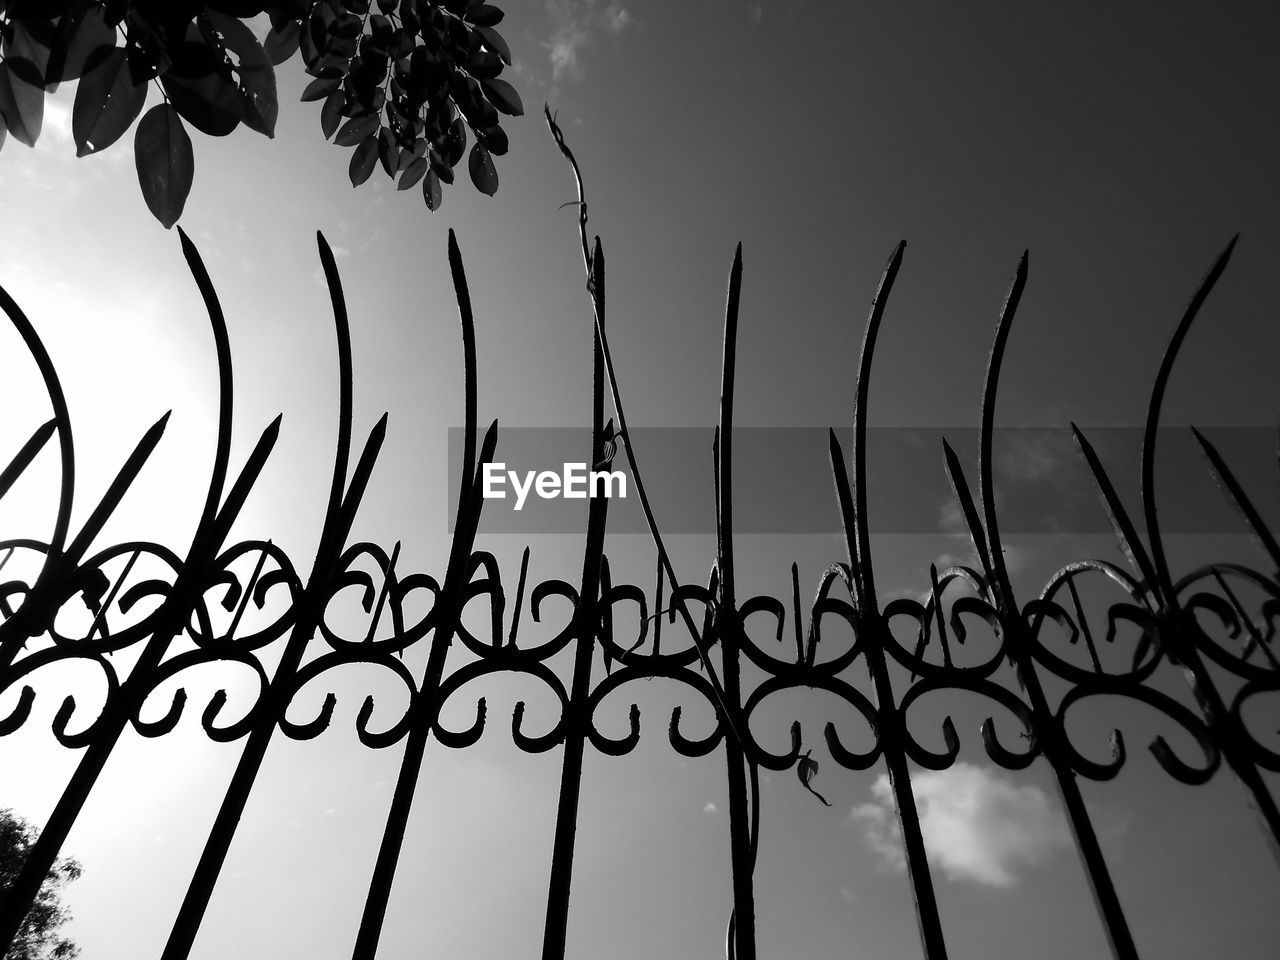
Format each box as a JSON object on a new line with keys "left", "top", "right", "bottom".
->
{"left": 0, "top": 229, "right": 1276, "bottom": 960}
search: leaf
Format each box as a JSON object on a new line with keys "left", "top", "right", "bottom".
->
{"left": 477, "top": 124, "right": 507, "bottom": 156}
{"left": 475, "top": 26, "right": 511, "bottom": 65}
{"left": 125, "top": 30, "right": 172, "bottom": 87}
{"left": 398, "top": 155, "right": 428, "bottom": 190}
{"left": 334, "top": 112, "right": 380, "bottom": 147}
{"left": 0, "top": 60, "right": 44, "bottom": 147}
{"left": 428, "top": 146, "right": 454, "bottom": 184}
{"left": 135, "top": 104, "right": 194, "bottom": 229}
{"left": 466, "top": 50, "right": 504, "bottom": 80}
{"left": 72, "top": 48, "right": 147, "bottom": 157}
{"left": 465, "top": 4, "right": 505, "bottom": 27}
{"left": 320, "top": 87, "right": 345, "bottom": 139}
{"left": 349, "top": 134, "right": 379, "bottom": 186}
{"left": 468, "top": 141, "right": 497, "bottom": 195}
{"left": 369, "top": 14, "right": 394, "bottom": 43}
{"left": 268, "top": 4, "right": 302, "bottom": 33}
{"left": 797, "top": 751, "right": 832, "bottom": 806}
{"left": 377, "top": 126, "right": 400, "bottom": 176}
{"left": 331, "top": 11, "right": 364, "bottom": 41}
{"left": 457, "top": 79, "right": 499, "bottom": 130}
{"left": 301, "top": 75, "right": 340, "bottom": 101}
{"left": 264, "top": 20, "right": 301, "bottom": 66}
{"left": 299, "top": 11, "right": 318, "bottom": 65}
{"left": 162, "top": 22, "right": 244, "bottom": 139}
{"left": 593, "top": 438, "right": 618, "bottom": 472}
{"left": 163, "top": 70, "right": 243, "bottom": 136}
{"left": 4, "top": 19, "right": 54, "bottom": 90}
{"left": 207, "top": 11, "right": 278, "bottom": 138}
{"left": 479, "top": 78, "right": 522, "bottom": 117}
{"left": 594, "top": 420, "right": 619, "bottom": 470}
{"left": 46, "top": 4, "right": 117, "bottom": 85}
{"left": 442, "top": 117, "right": 466, "bottom": 166}
{"left": 423, "top": 168, "right": 442, "bottom": 210}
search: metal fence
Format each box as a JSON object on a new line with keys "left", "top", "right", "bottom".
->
{"left": 0, "top": 229, "right": 1276, "bottom": 960}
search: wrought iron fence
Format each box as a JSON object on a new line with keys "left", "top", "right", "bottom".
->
{"left": 0, "top": 226, "right": 1276, "bottom": 960}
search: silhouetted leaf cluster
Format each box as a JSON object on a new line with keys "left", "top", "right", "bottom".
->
{"left": 0, "top": 809, "right": 82, "bottom": 960}
{"left": 0, "top": 1, "right": 519, "bottom": 227}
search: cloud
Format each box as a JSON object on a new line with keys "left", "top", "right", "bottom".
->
{"left": 750, "top": 1, "right": 812, "bottom": 25}
{"left": 937, "top": 497, "right": 967, "bottom": 534}
{"left": 702, "top": 801, "right": 718, "bottom": 815}
{"left": 603, "top": 4, "right": 633, "bottom": 33}
{"left": 548, "top": 24, "right": 589, "bottom": 80}
{"left": 849, "top": 763, "right": 1070, "bottom": 887}
{"left": 932, "top": 549, "right": 971, "bottom": 573}
{"left": 545, "top": 0, "right": 636, "bottom": 82}
{"left": 1000, "top": 543, "right": 1030, "bottom": 576}
{"left": 924, "top": 537, "right": 1032, "bottom": 584}
{"left": 996, "top": 429, "right": 1078, "bottom": 483}
{"left": 894, "top": 550, "right": 979, "bottom": 607}
{"left": 511, "top": 59, "right": 546, "bottom": 90}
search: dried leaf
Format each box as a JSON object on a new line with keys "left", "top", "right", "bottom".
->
{"left": 797, "top": 751, "right": 831, "bottom": 806}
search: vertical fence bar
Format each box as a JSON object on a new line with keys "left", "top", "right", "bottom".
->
{"left": 829, "top": 240, "right": 950, "bottom": 959}
{"left": 542, "top": 241, "right": 610, "bottom": 960}
{"left": 953, "top": 250, "right": 1141, "bottom": 960}
{"left": 714, "top": 245, "right": 757, "bottom": 960}
{"left": 161, "top": 234, "right": 386, "bottom": 960}
{"left": 351, "top": 231, "right": 490, "bottom": 960}
{"left": 539, "top": 241, "right": 609, "bottom": 957}
{"left": 952, "top": 443, "right": 1141, "bottom": 960}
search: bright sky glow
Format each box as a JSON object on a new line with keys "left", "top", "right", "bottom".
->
{"left": 2, "top": 3, "right": 1280, "bottom": 959}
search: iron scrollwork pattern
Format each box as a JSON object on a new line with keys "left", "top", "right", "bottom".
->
{"left": 0, "top": 231, "right": 1276, "bottom": 960}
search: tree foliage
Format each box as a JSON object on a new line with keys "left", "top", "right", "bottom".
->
{"left": 0, "top": 1, "right": 520, "bottom": 227}
{"left": 0, "top": 809, "right": 82, "bottom": 960}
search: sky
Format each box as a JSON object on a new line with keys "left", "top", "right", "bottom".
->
{"left": 2, "top": 1, "right": 1280, "bottom": 958}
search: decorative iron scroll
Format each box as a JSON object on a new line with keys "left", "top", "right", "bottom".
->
{"left": 0, "top": 229, "right": 1276, "bottom": 960}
